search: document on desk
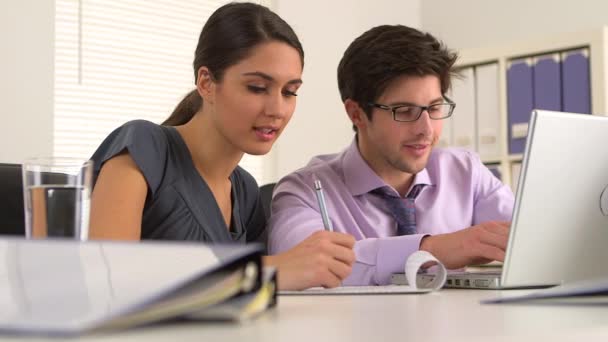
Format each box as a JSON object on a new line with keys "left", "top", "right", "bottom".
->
{"left": 279, "top": 251, "right": 447, "bottom": 295}
{"left": 482, "top": 277, "right": 608, "bottom": 304}
{"left": 0, "top": 238, "right": 275, "bottom": 337}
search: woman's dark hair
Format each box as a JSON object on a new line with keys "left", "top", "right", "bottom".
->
{"left": 337, "top": 25, "right": 458, "bottom": 132}
{"left": 163, "top": 2, "right": 304, "bottom": 126}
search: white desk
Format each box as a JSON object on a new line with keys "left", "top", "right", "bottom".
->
{"left": 16, "top": 289, "right": 603, "bottom": 342}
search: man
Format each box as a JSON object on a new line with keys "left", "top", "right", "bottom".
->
{"left": 268, "top": 25, "right": 514, "bottom": 285}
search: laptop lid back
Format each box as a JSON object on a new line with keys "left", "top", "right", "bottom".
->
{"left": 501, "top": 110, "right": 608, "bottom": 287}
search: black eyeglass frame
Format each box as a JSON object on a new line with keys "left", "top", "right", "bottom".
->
{"left": 367, "top": 96, "right": 456, "bottom": 122}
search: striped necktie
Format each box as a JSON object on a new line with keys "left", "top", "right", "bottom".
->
{"left": 371, "top": 184, "right": 426, "bottom": 235}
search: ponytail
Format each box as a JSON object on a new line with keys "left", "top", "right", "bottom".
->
{"left": 162, "top": 90, "right": 202, "bottom": 126}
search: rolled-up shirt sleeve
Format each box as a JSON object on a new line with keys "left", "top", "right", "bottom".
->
{"left": 349, "top": 235, "right": 425, "bottom": 285}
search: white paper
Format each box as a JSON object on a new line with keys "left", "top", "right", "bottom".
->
{"left": 279, "top": 251, "right": 447, "bottom": 295}
{"left": 405, "top": 250, "right": 447, "bottom": 291}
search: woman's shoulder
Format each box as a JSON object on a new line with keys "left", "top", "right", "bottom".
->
{"left": 95, "top": 120, "right": 171, "bottom": 154}
{"left": 122, "top": 119, "right": 162, "bottom": 130}
{"left": 113, "top": 119, "right": 167, "bottom": 141}
{"left": 91, "top": 120, "right": 173, "bottom": 195}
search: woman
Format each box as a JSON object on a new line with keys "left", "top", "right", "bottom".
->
{"left": 89, "top": 2, "right": 355, "bottom": 290}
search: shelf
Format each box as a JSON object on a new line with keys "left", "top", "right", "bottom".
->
{"left": 446, "top": 27, "right": 607, "bottom": 189}
{"left": 481, "top": 158, "right": 502, "bottom": 164}
{"left": 508, "top": 155, "right": 523, "bottom": 162}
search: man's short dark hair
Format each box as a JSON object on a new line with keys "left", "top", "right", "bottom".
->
{"left": 337, "top": 25, "right": 458, "bottom": 131}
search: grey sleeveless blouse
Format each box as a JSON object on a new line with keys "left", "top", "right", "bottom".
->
{"left": 90, "top": 120, "right": 267, "bottom": 249}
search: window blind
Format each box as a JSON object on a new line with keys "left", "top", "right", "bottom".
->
{"left": 54, "top": 0, "right": 272, "bottom": 185}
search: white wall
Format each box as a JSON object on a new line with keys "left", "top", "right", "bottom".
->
{"left": 11, "top": 0, "right": 607, "bottom": 178}
{"left": 421, "top": 0, "right": 608, "bottom": 50}
{"left": 0, "top": 0, "right": 55, "bottom": 163}
{"left": 272, "top": 0, "right": 421, "bottom": 180}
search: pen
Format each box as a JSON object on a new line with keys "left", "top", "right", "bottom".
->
{"left": 314, "top": 180, "right": 334, "bottom": 232}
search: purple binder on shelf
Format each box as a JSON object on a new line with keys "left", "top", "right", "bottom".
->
{"left": 561, "top": 49, "right": 591, "bottom": 114}
{"left": 486, "top": 165, "right": 502, "bottom": 181}
{"left": 507, "top": 58, "right": 534, "bottom": 155}
{"left": 533, "top": 54, "right": 562, "bottom": 111}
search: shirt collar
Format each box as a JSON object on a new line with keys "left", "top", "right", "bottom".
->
{"left": 342, "top": 138, "right": 434, "bottom": 197}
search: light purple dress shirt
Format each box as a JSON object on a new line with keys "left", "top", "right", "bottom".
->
{"left": 268, "top": 140, "right": 514, "bottom": 285}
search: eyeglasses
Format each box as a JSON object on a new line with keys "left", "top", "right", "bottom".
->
{"left": 367, "top": 96, "right": 456, "bottom": 122}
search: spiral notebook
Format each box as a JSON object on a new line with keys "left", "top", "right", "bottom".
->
{"left": 279, "top": 250, "right": 447, "bottom": 295}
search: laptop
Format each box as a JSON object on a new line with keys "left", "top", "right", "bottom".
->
{"left": 392, "top": 110, "right": 608, "bottom": 289}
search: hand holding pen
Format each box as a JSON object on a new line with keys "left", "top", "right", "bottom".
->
{"left": 314, "top": 180, "right": 334, "bottom": 232}
{"left": 261, "top": 179, "right": 355, "bottom": 290}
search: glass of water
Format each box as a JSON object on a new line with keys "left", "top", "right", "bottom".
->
{"left": 22, "top": 158, "right": 93, "bottom": 240}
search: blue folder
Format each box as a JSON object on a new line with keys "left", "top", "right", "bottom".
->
{"left": 561, "top": 49, "right": 591, "bottom": 114}
{"left": 507, "top": 59, "right": 534, "bottom": 155}
{"left": 533, "top": 54, "right": 561, "bottom": 111}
